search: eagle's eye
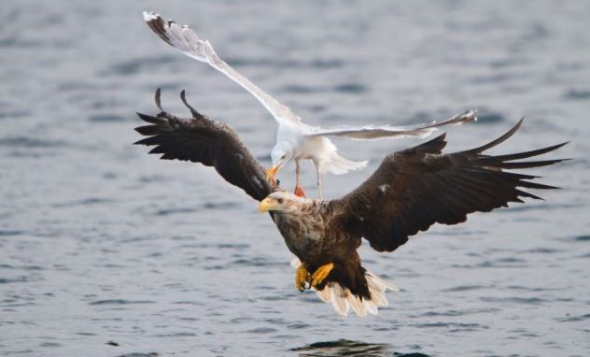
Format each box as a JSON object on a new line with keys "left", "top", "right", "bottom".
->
{"left": 277, "top": 198, "right": 284, "bottom": 204}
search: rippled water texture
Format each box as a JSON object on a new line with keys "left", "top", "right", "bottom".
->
{"left": 1, "top": 1, "right": 589, "bottom": 356}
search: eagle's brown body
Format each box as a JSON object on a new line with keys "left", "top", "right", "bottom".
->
{"left": 272, "top": 200, "right": 370, "bottom": 298}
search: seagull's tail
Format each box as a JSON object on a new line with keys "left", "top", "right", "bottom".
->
{"left": 322, "top": 153, "right": 368, "bottom": 175}
{"left": 291, "top": 258, "right": 399, "bottom": 317}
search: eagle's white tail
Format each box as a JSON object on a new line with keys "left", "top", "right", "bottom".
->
{"left": 291, "top": 258, "right": 399, "bottom": 317}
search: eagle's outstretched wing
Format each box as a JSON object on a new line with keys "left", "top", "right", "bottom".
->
{"left": 134, "top": 89, "right": 274, "bottom": 201}
{"left": 142, "top": 11, "right": 301, "bottom": 124}
{"left": 306, "top": 110, "right": 477, "bottom": 140}
{"left": 334, "top": 119, "right": 568, "bottom": 252}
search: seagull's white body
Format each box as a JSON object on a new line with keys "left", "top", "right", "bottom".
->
{"left": 275, "top": 119, "right": 366, "bottom": 173}
{"left": 143, "top": 12, "right": 476, "bottom": 197}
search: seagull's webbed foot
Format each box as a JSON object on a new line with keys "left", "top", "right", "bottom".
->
{"left": 295, "top": 263, "right": 311, "bottom": 292}
{"left": 311, "top": 262, "right": 334, "bottom": 288}
{"left": 294, "top": 184, "right": 306, "bottom": 198}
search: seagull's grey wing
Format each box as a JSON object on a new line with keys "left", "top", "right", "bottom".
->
{"left": 306, "top": 110, "right": 477, "bottom": 140}
{"left": 143, "top": 12, "right": 301, "bottom": 124}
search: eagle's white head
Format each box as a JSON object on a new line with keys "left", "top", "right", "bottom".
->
{"left": 258, "top": 191, "right": 310, "bottom": 215}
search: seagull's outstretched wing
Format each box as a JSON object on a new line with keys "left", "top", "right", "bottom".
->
{"left": 332, "top": 119, "right": 567, "bottom": 252}
{"left": 134, "top": 89, "right": 274, "bottom": 201}
{"left": 143, "top": 12, "right": 301, "bottom": 124}
{"left": 306, "top": 110, "right": 477, "bottom": 140}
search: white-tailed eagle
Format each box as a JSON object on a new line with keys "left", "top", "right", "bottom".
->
{"left": 135, "top": 90, "right": 566, "bottom": 316}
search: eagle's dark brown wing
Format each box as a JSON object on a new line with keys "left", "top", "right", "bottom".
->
{"left": 333, "top": 119, "right": 567, "bottom": 252}
{"left": 134, "top": 89, "right": 274, "bottom": 201}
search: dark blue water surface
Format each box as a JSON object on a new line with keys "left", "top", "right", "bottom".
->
{"left": 1, "top": 1, "right": 588, "bottom": 356}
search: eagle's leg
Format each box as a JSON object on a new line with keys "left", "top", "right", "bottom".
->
{"left": 294, "top": 160, "right": 306, "bottom": 198}
{"left": 311, "top": 262, "right": 334, "bottom": 288}
{"left": 295, "top": 263, "right": 311, "bottom": 292}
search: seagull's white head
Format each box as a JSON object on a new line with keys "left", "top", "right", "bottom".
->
{"left": 266, "top": 141, "right": 295, "bottom": 182}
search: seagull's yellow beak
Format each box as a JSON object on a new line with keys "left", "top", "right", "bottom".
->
{"left": 258, "top": 197, "right": 275, "bottom": 213}
{"left": 265, "top": 165, "right": 281, "bottom": 183}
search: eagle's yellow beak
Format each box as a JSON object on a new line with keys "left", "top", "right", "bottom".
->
{"left": 258, "top": 197, "right": 274, "bottom": 213}
{"left": 265, "top": 165, "right": 280, "bottom": 182}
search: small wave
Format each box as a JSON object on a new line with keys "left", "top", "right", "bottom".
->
{"left": 0, "top": 276, "right": 29, "bottom": 284}
{"left": 0, "top": 136, "right": 67, "bottom": 148}
{"left": 183, "top": 242, "right": 250, "bottom": 249}
{"left": 156, "top": 207, "right": 198, "bottom": 216}
{"left": 0, "top": 38, "right": 42, "bottom": 48}
{"left": 334, "top": 83, "right": 367, "bottom": 94}
{"left": 89, "top": 113, "right": 127, "bottom": 122}
{"left": 418, "top": 307, "right": 499, "bottom": 317}
{"left": 0, "top": 110, "right": 30, "bottom": 120}
{"left": 231, "top": 256, "right": 285, "bottom": 267}
{"left": 0, "top": 230, "right": 24, "bottom": 237}
{"left": 480, "top": 296, "right": 546, "bottom": 305}
{"left": 203, "top": 201, "right": 238, "bottom": 210}
{"left": 563, "top": 88, "right": 590, "bottom": 101}
{"left": 556, "top": 313, "right": 590, "bottom": 322}
{"left": 153, "top": 332, "right": 196, "bottom": 338}
{"left": 287, "top": 322, "right": 311, "bottom": 329}
{"left": 441, "top": 284, "right": 491, "bottom": 292}
{"left": 291, "top": 339, "right": 398, "bottom": 356}
{"left": 89, "top": 299, "right": 156, "bottom": 306}
{"left": 520, "top": 248, "right": 564, "bottom": 254}
{"left": 472, "top": 110, "right": 506, "bottom": 124}
{"left": 40, "top": 342, "right": 61, "bottom": 348}
{"left": 505, "top": 285, "right": 551, "bottom": 292}
{"left": 572, "top": 234, "right": 590, "bottom": 242}
{"left": 0, "top": 264, "right": 41, "bottom": 270}
{"left": 247, "top": 327, "right": 278, "bottom": 334}
{"left": 280, "top": 84, "right": 322, "bottom": 94}
{"left": 53, "top": 198, "right": 114, "bottom": 208}
{"left": 102, "top": 55, "right": 177, "bottom": 76}
{"left": 226, "top": 57, "right": 344, "bottom": 69}
{"left": 412, "top": 322, "right": 486, "bottom": 332}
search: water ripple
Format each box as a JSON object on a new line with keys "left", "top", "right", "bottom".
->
{"left": 556, "top": 314, "right": 590, "bottom": 323}
{"left": 102, "top": 55, "right": 178, "bottom": 76}
{"left": 0, "top": 136, "right": 67, "bottom": 148}
{"left": 291, "top": 340, "right": 399, "bottom": 357}
{"left": 89, "top": 299, "right": 156, "bottom": 306}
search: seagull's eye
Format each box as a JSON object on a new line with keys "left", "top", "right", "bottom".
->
{"left": 280, "top": 155, "right": 286, "bottom": 160}
{"left": 277, "top": 198, "right": 284, "bottom": 204}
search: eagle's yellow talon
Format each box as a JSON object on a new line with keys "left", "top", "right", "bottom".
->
{"left": 295, "top": 264, "right": 310, "bottom": 292}
{"left": 311, "top": 262, "right": 334, "bottom": 288}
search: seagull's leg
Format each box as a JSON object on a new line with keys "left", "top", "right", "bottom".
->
{"left": 315, "top": 163, "right": 323, "bottom": 199}
{"left": 294, "top": 160, "right": 306, "bottom": 197}
{"left": 295, "top": 159, "right": 301, "bottom": 187}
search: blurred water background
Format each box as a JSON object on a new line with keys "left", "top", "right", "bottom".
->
{"left": 1, "top": 1, "right": 589, "bottom": 356}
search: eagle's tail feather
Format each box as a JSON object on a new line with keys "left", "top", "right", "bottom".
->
{"left": 319, "top": 271, "right": 398, "bottom": 317}
{"left": 291, "top": 258, "right": 398, "bottom": 317}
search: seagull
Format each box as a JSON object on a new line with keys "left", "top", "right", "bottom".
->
{"left": 135, "top": 90, "right": 566, "bottom": 316}
{"left": 142, "top": 12, "right": 476, "bottom": 198}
